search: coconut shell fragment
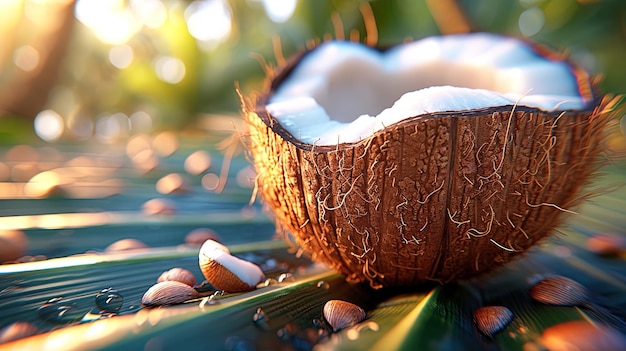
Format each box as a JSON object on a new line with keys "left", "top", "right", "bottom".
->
{"left": 473, "top": 306, "right": 514, "bottom": 337}
{"left": 529, "top": 276, "right": 588, "bottom": 306}
{"left": 323, "top": 300, "right": 366, "bottom": 331}
{"left": 198, "top": 240, "right": 264, "bottom": 293}
{"left": 243, "top": 33, "right": 619, "bottom": 288}
{"left": 142, "top": 281, "right": 199, "bottom": 306}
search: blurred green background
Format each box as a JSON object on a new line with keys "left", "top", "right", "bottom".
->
{"left": 0, "top": 0, "right": 625, "bottom": 143}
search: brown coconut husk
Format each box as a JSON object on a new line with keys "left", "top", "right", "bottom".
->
{"left": 199, "top": 258, "right": 258, "bottom": 293}
{"left": 241, "top": 40, "right": 621, "bottom": 289}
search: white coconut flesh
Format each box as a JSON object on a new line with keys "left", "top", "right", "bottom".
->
{"left": 200, "top": 243, "right": 262, "bottom": 287}
{"left": 266, "top": 33, "right": 591, "bottom": 146}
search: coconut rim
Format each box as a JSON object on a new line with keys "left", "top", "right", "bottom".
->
{"left": 253, "top": 33, "right": 601, "bottom": 152}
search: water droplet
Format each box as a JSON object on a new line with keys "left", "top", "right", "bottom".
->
{"left": 278, "top": 273, "right": 295, "bottom": 283}
{"left": 253, "top": 308, "right": 270, "bottom": 331}
{"left": 199, "top": 296, "right": 220, "bottom": 308}
{"left": 312, "top": 318, "right": 331, "bottom": 332}
{"left": 263, "top": 258, "right": 277, "bottom": 270}
{"left": 224, "top": 336, "right": 256, "bottom": 351}
{"left": 38, "top": 298, "right": 84, "bottom": 324}
{"left": 346, "top": 321, "right": 379, "bottom": 341}
{"left": 290, "top": 335, "right": 312, "bottom": 350}
{"left": 211, "top": 290, "right": 226, "bottom": 299}
{"left": 277, "top": 323, "right": 298, "bottom": 341}
{"left": 95, "top": 288, "right": 124, "bottom": 312}
{"left": 82, "top": 307, "right": 117, "bottom": 322}
{"left": 316, "top": 281, "right": 330, "bottom": 290}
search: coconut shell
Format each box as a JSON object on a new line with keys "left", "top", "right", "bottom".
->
{"left": 243, "top": 41, "right": 618, "bottom": 288}
{"left": 199, "top": 259, "right": 259, "bottom": 293}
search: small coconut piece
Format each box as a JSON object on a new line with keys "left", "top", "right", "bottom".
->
{"left": 0, "top": 229, "right": 29, "bottom": 263}
{"left": 156, "top": 173, "right": 189, "bottom": 194}
{"left": 184, "top": 150, "right": 212, "bottom": 175}
{"left": 142, "top": 198, "right": 177, "bottom": 216}
{"left": 158, "top": 267, "right": 197, "bottom": 287}
{"left": 105, "top": 238, "right": 148, "bottom": 253}
{"left": 323, "top": 300, "right": 366, "bottom": 331}
{"left": 185, "top": 228, "right": 221, "bottom": 246}
{"left": 243, "top": 33, "right": 617, "bottom": 287}
{"left": 539, "top": 321, "right": 626, "bottom": 351}
{"left": 586, "top": 233, "right": 626, "bottom": 256}
{"left": 530, "top": 276, "right": 588, "bottom": 306}
{"left": 0, "top": 321, "right": 38, "bottom": 344}
{"left": 198, "top": 240, "right": 263, "bottom": 293}
{"left": 473, "top": 306, "right": 514, "bottom": 337}
{"left": 142, "top": 281, "right": 199, "bottom": 306}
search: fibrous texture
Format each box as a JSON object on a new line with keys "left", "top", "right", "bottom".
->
{"left": 243, "top": 34, "right": 618, "bottom": 288}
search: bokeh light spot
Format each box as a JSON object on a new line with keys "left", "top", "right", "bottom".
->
{"left": 130, "top": 0, "right": 167, "bottom": 29}
{"left": 75, "top": 0, "right": 141, "bottom": 45}
{"left": 34, "top": 110, "right": 64, "bottom": 142}
{"left": 14, "top": 45, "right": 40, "bottom": 72}
{"left": 109, "top": 44, "right": 134, "bottom": 69}
{"left": 185, "top": 0, "right": 232, "bottom": 47}
{"left": 184, "top": 150, "right": 212, "bottom": 175}
{"left": 262, "top": 0, "right": 297, "bottom": 23}
{"left": 154, "top": 56, "right": 186, "bottom": 84}
{"left": 95, "top": 113, "right": 130, "bottom": 143}
{"left": 129, "top": 111, "right": 153, "bottom": 133}
{"left": 152, "top": 131, "right": 179, "bottom": 157}
{"left": 519, "top": 6, "right": 545, "bottom": 37}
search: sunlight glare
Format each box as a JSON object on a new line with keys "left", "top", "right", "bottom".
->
{"left": 109, "top": 44, "right": 134, "bottom": 69}
{"left": 34, "top": 110, "right": 64, "bottom": 142}
{"left": 75, "top": 0, "right": 141, "bottom": 44}
{"left": 262, "top": 0, "right": 297, "bottom": 23}
{"left": 130, "top": 0, "right": 167, "bottom": 29}
{"left": 154, "top": 56, "right": 186, "bottom": 84}
{"left": 185, "top": 0, "right": 232, "bottom": 48}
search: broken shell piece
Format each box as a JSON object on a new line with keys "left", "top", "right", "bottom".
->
{"left": 105, "top": 238, "right": 148, "bottom": 253}
{"left": 158, "top": 267, "right": 197, "bottom": 287}
{"left": 142, "top": 198, "right": 176, "bottom": 216}
{"left": 323, "top": 300, "right": 366, "bottom": 331}
{"left": 141, "top": 281, "right": 199, "bottom": 306}
{"left": 184, "top": 228, "right": 221, "bottom": 246}
{"left": 530, "top": 276, "right": 588, "bottom": 306}
{"left": 473, "top": 306, "right": 514, "bottom": 337}
{"left": 540, "top": 321, "right": 626, "bottom": 351}
{"left": 198, "top": 240, "right": 263, "bottom": 293}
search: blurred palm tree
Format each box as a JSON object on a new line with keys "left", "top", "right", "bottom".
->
{"left": 0, "top": 0, "right": 624, "bottom": 142}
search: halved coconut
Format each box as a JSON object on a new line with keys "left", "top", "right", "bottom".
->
{"left": 243, "top": 33, "right": 617, "bottom": 288}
